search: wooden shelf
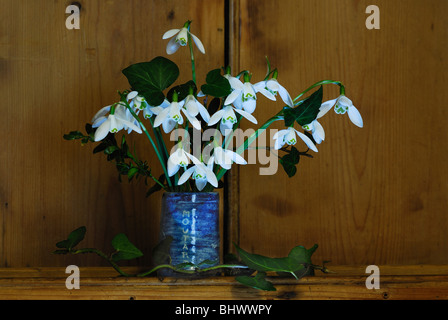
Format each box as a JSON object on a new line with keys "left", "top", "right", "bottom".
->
{"left": 1, "top": 265, "right": 447, "bottom": 300}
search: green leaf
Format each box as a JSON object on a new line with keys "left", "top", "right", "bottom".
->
{"left": 197, "top": 259, "right": 218, "bottom": 266}
{"left": 284, "top": 86, "right": 323, "bottom": 127}
{"left": 127, "top": 167, "right": 139, "bottom": 181}
{"left": 234, "top": 243, "right": 318, "bottom": 277}
{"left": 279, "top": 146, "right": 300, "bottom": 177}
{"left": 63, "top": 131, "right": 85, "bottom": 140}
{"left": 174, "top": 262, "right": 195, "bottom": 270}
{"left": 236, "top": 272, "right": 276, "bottom": 291}
{"left": 122, "top": 56, "right": 179, "bottom": 106}
{"left": 167, "top": 80, "right": 197, "bottom": 102}
{"left": 201, "top": 69, "right": 231, "bottom": 98}
{"left": 152, "top": 235, "right": 173, "bottom": 265}
{"left": 104, "top": 146, "right": 119, "bottom": 155}
{"left": 55, "top": 226, "right": 86, "bottom": 250}
{"left": 111, "top": 233, "right": 143, "bottom": 262}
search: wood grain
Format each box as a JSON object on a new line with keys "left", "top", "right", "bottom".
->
{"left": 1, "top": 266, "right": 448, "bottom": 300}
{"left": 0, "top": 0, "right": 225, "bottom": 267}
{"left": 233, "top": 0, "right": 448, "bottom": 265}
{"left": 1, "top": 0, "right": 447, "bottom": 269}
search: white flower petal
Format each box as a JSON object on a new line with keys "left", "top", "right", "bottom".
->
{"left": 195, "top": 178, "right": 207, "bottom": 191}
{"left": 204, "top": 167, "right": 218, "bottom": 187}
{"left": 176, "top": 28, "right": 189, "bottom": 45}
{"left": 266, "top": 80, "right": 280, "bottom": 92}
{"left": 317, "top": 98, "right": 337, "bottom": 119}
{"left": 92, "top": 116, "right": 107, "bottom": 128}
{"left": 153, "top": 107, "right": 170, "bottom": 127}
{"left": 208, "top": 109, "right": 226, "bottom": 126}
{"left": 337, "top": 96, "right": 353, "bottom": 108}
{"left": 220, "top": 121, "right": 234, "bottom": 136}
{"left": 278, "top": 84, "right": 294, "bottom": 107}
{"left": 126, "top": 91, "right": 138, "bottom": 100}
{"left": 162, "top": 29, "right": 180, "bottom": 39}
{"left": 94, "top": 117, "right": 112, "bottom": 142}
{"left": 190, "top": 32, "right": 205, "bottom": 54}
{"left": 185, "top": 97, "right": 199, "bottom": 116}
{"left": 224, "top": 89, "right": 241, "bottom": 106}
{"left": 196, "top": 101, "right": 210, "bottom": 123}
{"left": 242, "top": 99, "right": 256, "bottom": 114}
{"left": 313, "top": 120, "right": 325, "bottom": 142}
{"left": 226, "top": 150, "right": 247, "bottom": 165}
{"left": 178, "top": 167, "right": 195, "bottom": 186}
{"left": 256, "top": 87, "right": 277, "bottom": 101}
{"left": 233, "top": 107, "right": 258, "bottom": 124}
{"left": 92, "top": 105, "right": 111, "bottom": 124}
{"left": 167, "top": 157, "right": 180, "bottom": 177}
{"left": 348, "top": 105, "right": 364, "bottom": 128}
{"left": 166, "top": 36, "right": 180, "bottom": 55}
{"left": 118, "top": 118, "right": 142, "bottom": 134}
{"left": 273, "top": 129, "right": 289, "bottom": 141}
{"left": 226, "top": 76, "right": 244, "bottom": 90}
{"left": 183, "top": 111, "right": 201, "bottom": 130}
{"left": 295, "top": 130, "right": 318, "bottom": 152}
{"left": 253, "top": 81, "right": 269, "bottom": 92}
{"left": 186, "top": 153, "right": 202, "bottom": 166}
{"left": 162, "top": 119, "right": 177, "bottom": 133}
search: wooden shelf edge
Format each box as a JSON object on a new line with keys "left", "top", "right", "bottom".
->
{"left": 1, "top": 266, "right": 448, "bottom": 300}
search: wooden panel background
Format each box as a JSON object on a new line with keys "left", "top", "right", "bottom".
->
{"left": 1, "top": 0, "right": 447, "bottom": 269}
{"left": 0, "top": 0, "right": 225, "bottom": 267}
{"left": 233, "top": 0, "right": 448, "bottom": 265}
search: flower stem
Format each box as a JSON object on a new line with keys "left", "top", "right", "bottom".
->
{"left": 124, "top": 103, "right": 173, "bottom": 189}
{"left": 136, "top": 263, "right": 247, "bottom": 277}
{"left": 72, "top": 248, "right": 135, "bottom": 277}
{"left": 293, "top": 80, "right": 344, "bottom": 103}
{"left": 187, "top": 28, "right": 196, "bottom": 84}
{"left": 216, "top": 112, "right": 284, "bottom": 181}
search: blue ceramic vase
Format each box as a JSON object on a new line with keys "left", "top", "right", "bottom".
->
{"left": 158, "top": 192, "right": 220, "bottom": 276}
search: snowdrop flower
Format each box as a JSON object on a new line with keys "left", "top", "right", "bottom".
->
{"left": 167, "top": 143, "right": 191, "bottom": 177}
{"left": 317, "top": 95, "right": 363, "bottom": 128}
{"left": 184, "top": 94, "right": 211, "bottom": 127}
{"left": 273, "top": 127, "right": 318, "bottom": 152}
{"left": 224, "top": 75, "right": 276, "bottom": 114}
{"left": 208, "top": 105, "right": 258, "bottom": 136}
{"left": 146, "top": 99, "right": 170, "bottom": 119}
{"left": 153, "top": 99, "right": 185, "bottom": 133}
{"left": 302, "top": 119, "right": 325, "bottom": 144}
{"left": 92, "top": 102, "right": 142, "bottom": 142}
{"left": 254, "top": 77, "right": 294, "bottom": 108}
{"left": 127, "top": 91, "right": 146, "bottom": 111}
{"left": 125, "top": 91, "right": 164, "bottom": 120}
{"left": 178, "top": 154, "right": 218, "bottom": 191}
{"left": 162, "top": 21, "right": 205, "bottom": 55}
{"left": 213, "top": 146, "right": 247, "bottom": 170}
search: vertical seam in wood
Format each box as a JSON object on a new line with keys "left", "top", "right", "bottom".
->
{"left": 223, "top": 0, "right": 241, "bottom": 255}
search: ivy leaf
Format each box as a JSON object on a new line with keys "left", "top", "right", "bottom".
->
{"left": 152, "top": 235, "right": 173, "bottom": 265}
{"left": 201, "top": 69, "right": 231, "bottom": 98}
{"left": 122, "top": 56, "right": 179, "bottom": 106}
{"left": 167, "top": 80, "right": 197, "bottom": 102}
{"left": 236, "top": 272, "right": 276, "bottom": 291}
{"left": 111, "top": 233, "right": 143, "bottom": 262}
{"left": 55, "top": 226, "right": 86, "bottom": 251}
{"left": 234, "top": 243, "right": 318, "bottom": 277}
{"left": 63, "top": 131, "right": 85, "bottom": 140}
{"left": 284, "top": 86, "right": 323, "bottom": 127}
{"left": 279, "top": 146, "right": 300, "bottom": 177}
{"left": 127, "top": 167, "right": 139, "bottom": 181}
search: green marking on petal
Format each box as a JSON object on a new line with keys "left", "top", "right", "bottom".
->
{"left": 335, "top": 104, "right": 348, "bottom": 114}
